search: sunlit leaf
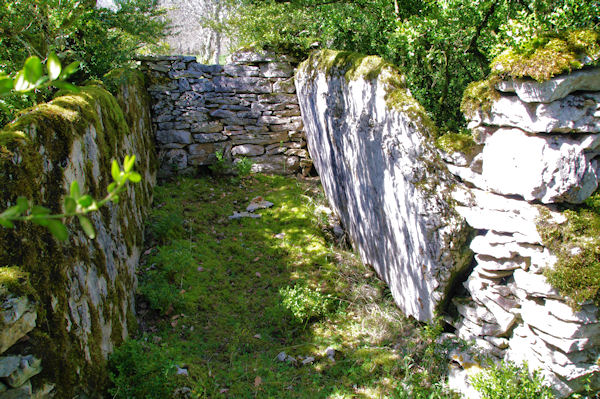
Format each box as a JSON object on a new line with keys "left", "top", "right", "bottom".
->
{"left": 77, "top": 195, "right": 93, "bottom": 208}
{"left": 16, "top": 197, "right": 29, "bottom": 213}
{"left": 61, "top": 61, "right": 80, "bottom": 79}
{"left": 13, "top": 71, "right": 32, "bottom": 92}
{"left": 107, "top": 182, "right": 117, "bottom": 193}
{"left": 70, "top": 181, "right": 81, "bottom": 199}
{"left": 124, "top": 154, "right": 135, "bottom": 172}
{"left": 64, "top": 197, "right": 77, "bottom": 214}
{"left": 128, "top": 172, "right": 141, "bottom": 183}
{"left": 47, "top": 219, "right": 69, "bottom": 241}
{"left": 0, "top": 78, "right": 14, "bottom": 95}
{"left": 52, "top": 81, "right": 80, "bottom": 93}
{"left": 111, "top": 159, "right": 121, "bottom": 182}
{"left": 78, "top": 215, "right": 96, "bottom": 239}
{"left": 23, "top": 56, "right": 43, "bottom": 84}
{"left": 47, "top": 52, "right": 62, "bottom": 80}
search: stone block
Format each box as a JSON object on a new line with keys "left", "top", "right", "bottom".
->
{"left": 190, "top": 122, "right": 223, "bottom": 134}
{"left": 231, "top": 144, "right": 265, "bottom": 157}
{"left": 213, "top": 77, "right": 272, "bottom": 94}
{"left": 260, "top": 62, "right": 294, "bottom": 78}
{"left": 223, "top": 65, "right": 260, "bottom": 77}
{"left": 273, "top": 77, "right": 297, "bottom": 94}
{"left": 193, "top": 133, "right": 227, "bottom": 144}
{"left": 156, "top": 130, "right": 192, "bottom": 145}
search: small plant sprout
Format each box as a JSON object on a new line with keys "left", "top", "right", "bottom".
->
{"left": 0, "top": 155, "right": 142, "bottom": 241}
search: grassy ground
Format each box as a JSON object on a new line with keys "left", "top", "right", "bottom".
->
{"left": 108, "top": 174, "right": 459, "bottom": 399}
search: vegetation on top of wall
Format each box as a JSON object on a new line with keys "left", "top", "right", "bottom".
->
{"left": 435, "top": 132, "right": 479, "bottom": 158}
{"left": 537, "top": 191, "right": 600, "bottom": 309}
{"left": 491, "top": 29, "right": 600, "bottom": 82}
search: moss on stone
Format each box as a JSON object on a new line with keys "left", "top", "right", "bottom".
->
{"left": 537, "top": 191, "right": 600, "bottom": 309}
{"left": 435, "top": 132, "right": 479, "bottom": 158}
{"left": 460, "top": 77, "right": 501, "bottom": 119}
{"left": 491, "top": 29, "right": 600, "bottom": 82}
{"left": 0, "top": 266, "right": 34, "bottom": 298}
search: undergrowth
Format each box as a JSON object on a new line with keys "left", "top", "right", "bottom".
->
{"left": 109, "top": 174, "right": 460, "bottom": 398}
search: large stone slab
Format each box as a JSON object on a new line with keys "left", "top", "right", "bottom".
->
{"left": 481, "top": 128, "right": 600, "bottom": 203}
{"left": 496, "top": 68, "right": 600, "bottom": 103}
{"left": 295, "top": 51, "right": 471, "bottom": 321}
{"left": 471, "top": 93, "right": 600, "bottom": 133}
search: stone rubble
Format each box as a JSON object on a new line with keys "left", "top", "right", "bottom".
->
{"left": 443, "top": 68, "right": 600, "bottom": 397}
{"left": 139, "top": 52, "right": 313, "bottom": 178}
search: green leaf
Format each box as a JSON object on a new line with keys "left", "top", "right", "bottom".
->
{"left": 23, "top": 56, "right": 43, "bottom": 85}
{"left": 1, "top": 205, "right": 22, "bottom": 219}
{"left": 31, "top": 215, "right": 49, "bottom": 227}
{"left": 52, "top": 81, "right": 80, "bottom": 93}
{"left": 77, "top": 195, "right": 93, "bottom": 208}
{"left": 47, "top": 220, "right": 69, "bottom": 241}
{"left": 13, "top": 71, "right": 32, "bottom": 92}
{"left": 78, "top": 216, "right": 96, "bottom": 239}
{"left": 111, "top": 159, "right": 121, "bottom": 182}
{"left": 127, "top": 171, "right": 142, "bottom": 183}
{"left": 0, "top": 218, "right": 15, "bottom": 228}
{"left": 112, "top": 195, "right": 120, "bottom": 203}
{"left": 70, "top": 181, "right": 81, "bottom": 199}
{"left": 16, "top": 197, "right": 29, "bottom": 213}
{"left": 0, "top": 77, "right": 14, "bottom": 95}
{"left": 124, "top": 154, "right": 135, "bottom": 173}
{"left": 64, "top": 197, "right": 77, "bottom": 214}
{"left": 107, "top": 182, "right": 117, "bottom": 193}
{"left": 31, "top": 205, "right": 51, "bottom": 215}
{"left": 47, "top": 53, "right": 62, "bottom": 80}
{"left": 60, "top": 61, "right": 80, "bottom": 79}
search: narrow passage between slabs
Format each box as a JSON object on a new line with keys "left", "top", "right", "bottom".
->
{"left": 110, "top": 174, "right": 458, "bottom": 399}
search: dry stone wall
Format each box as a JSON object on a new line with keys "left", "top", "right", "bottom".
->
{"left": 139, "top": 50, "right": 312, "bottom": 178}
{"left": 0, "top": 70, "right": 156, "bottom": 398}
{"left": 443, "top": 69, "right": 600, "bottom": 397}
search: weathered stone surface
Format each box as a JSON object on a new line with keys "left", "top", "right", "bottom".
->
{"left": 4, "top": 355, "right": 42, "bottom": 388}
{"left": 496, "top": 68, "right": 600, "bottom": 103}
{"left": 231, "top": 144, "right": 265, "bottom": 157}
{"left": 191, "top": 121, "right": 223, "bottom": 134}
{"left": 0, "top": 297, "right": 36, "bottom": 354}
{"left": 0, "top": 381, "right": 31, "bottom": 399}
{"left": 296, "top": 51, "right": 471, "bottom": 321}
{"left": 273, "top": 78, "right": 296, "bottom": 94}
{"left": 260, "top": 62, "right": 294, "bottom": 78}
{"left": 472, "top": 93, "right": 600, "bottom": 133}
{"left": 223, "top": 64, "right": 260, "bottom": 77}
{"left": 160, "top": 149, "right": 188, "bottom": 171}
{"left": 481, "top": 128, "right": 599, "bottom": 203}
{"left": 156, "top": 129, "right": 193, "bottom": 145}
{"left": 214, "top": 77, "right": 272, "bottom": 94}
{"left": 250, "top": 155, "right": 300, "bottom": 175}
{"left": 192, "top": 133, "right": 227, "bottom": 143}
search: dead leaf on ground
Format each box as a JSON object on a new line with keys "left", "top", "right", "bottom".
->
{"left": 254, "top": 376, "right": 262, "bottom": 387}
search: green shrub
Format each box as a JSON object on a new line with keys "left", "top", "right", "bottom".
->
{"left": 470, "top": 361, "right": 554, "bottom": 399}
{"left": 108, "top": 339, "right": 176, "bottom": 399}
{"left": 538, "top": 191, "right": 600, "bottom": 308}
{"left": 280, "top": 283, "right": 333, "bottom": 325}
{"left": 234, "top": 156, "right": 254, "bottom": 177}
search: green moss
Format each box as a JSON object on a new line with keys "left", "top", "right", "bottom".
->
{"left": 0, "top": 266, "right": 34, "bottom": 298}
{"left": 537, "top": 191, "right": 600, "bottom": 309}
{"left": 460, "top": 77, "right": 501, "bottom": 119}
{"left": 491, "top": 29, "right": 600, "bottom": 82}
{"left": 435, "top": 132, "right": 480, "bottom": 158}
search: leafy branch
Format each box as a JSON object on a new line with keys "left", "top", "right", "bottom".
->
{"left": 0, "top": 155, "right": 142, "bottom": 241}
{"left": 0, "top": 52, "right": 80, "bottom": 95}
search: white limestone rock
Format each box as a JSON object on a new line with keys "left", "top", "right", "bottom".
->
{"left": 481, "top": 128, "right": 600, "bottom": 203}
{"left": 496, "top": 68, "right": 600, "bottom": 103}
{"left": 513, "top": 269, "right": 561, "bottom": 299}
{"left": 472, "top": 93, "right": 600, "bottom": 133}
{"left": 295, "top": 51, "right": 471, "bottom": 321}
{"left": 231, "top": 144, "right": 265, "bottom": 157}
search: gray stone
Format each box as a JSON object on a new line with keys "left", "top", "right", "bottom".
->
{"left": 191, "top": 122, "right": 223, "bottom": 134}
{"left": 481, "top": 128, "right": 600, "bottom": 204}
{"left": 250, "top": 155, "right": 300, "bottom": 175}
{"left": 229, "top": 212, "right": 262, "bottom": 220}
{"left": 231, "top": 144, "right": 265, "bottom": 157}
{"left": 5, "top": 356, "right": 41, "bottom": 388}
{"left": 223, "top": 65, "right": 260, "bottom": 77}
{"left": 471, "top": 93, "right": 600, "bottom": 133}
{"left": 496, "top": 68, "right": 600, "bottom": 103}
{"left": 214, "top": 77, "right": 272, "bottom": 94}
{"left": 273, "top": 77, "right": 297, "bottom": 94}
{"left": 0, "top": 381, "right": 31, "bottom": 399}
{"left": 246, "top": 197, "right": 274, "bottom": 212}
{"left": 193, "top": 133, "right": 227, "bottom": 144}
{"left": 296, "top": 52, "right": 471, "bottom": 321}
{"left": 260, "top": 62, "right": 294, "bottom": 78}
{"left": 156, "top": 130, "right": 192, "bottom": 145}
{"left": 230, "top": 133, "right": 288, "bottom": 146}
{"left": 0, "top": 309, "right": 36, "bottom": 355}
{"left": 160, "top": 149, "right": 188, "bottom": 171}
{"left": 0, "top": 357, "right": 20, "bottom": 378}
{"left": 228, "top": 50, "right": 294, "bottom": 64}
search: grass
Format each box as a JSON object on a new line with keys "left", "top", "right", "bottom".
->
{"left": 109, "top": 174, "right": 460, "bottom": 398}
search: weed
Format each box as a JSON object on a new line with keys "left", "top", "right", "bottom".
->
{"left": 234, "top": 156, "right": 254, "bottom": 177}
{"left": 280, "top": 283, "right": 333, "bottom": 325}
{"left": 208, "top": 150, "right": 229, "bottom": 175}
{"left": 470, "top": 361, "right": 554, "bottom": 399}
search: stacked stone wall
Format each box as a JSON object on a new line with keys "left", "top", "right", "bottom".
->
{"left": 139, "top": 50, "right": 312, "bottom": 178}
{"left": 443, "top": 69, "right": 600, "bottom": 397}
{"left": 0, "top": 70, "right": 156, "bottom": 398}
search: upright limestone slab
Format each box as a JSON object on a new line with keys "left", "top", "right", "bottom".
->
{"left": 295, "top": 51, "right": 471, "bottom": 321}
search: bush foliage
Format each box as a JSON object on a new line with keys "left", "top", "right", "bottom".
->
{"left": 228, "top": 0, "right": 599, "bottom": 131}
